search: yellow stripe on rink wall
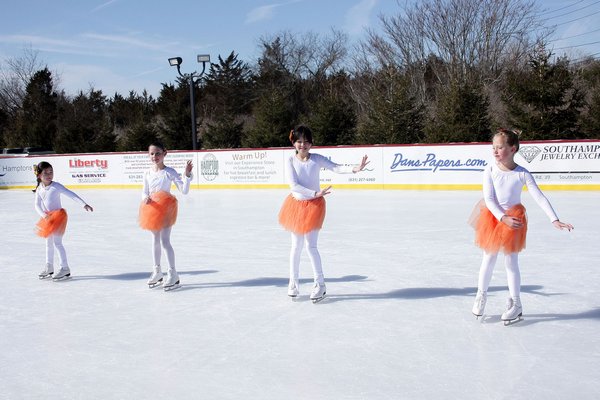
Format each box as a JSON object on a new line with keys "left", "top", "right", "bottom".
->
{"left": 2, "top": 183, "right": 600, "bottom": 191}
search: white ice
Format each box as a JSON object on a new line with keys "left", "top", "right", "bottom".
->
{"left": 0, "top": 188, "right": 598, "bottom": 399}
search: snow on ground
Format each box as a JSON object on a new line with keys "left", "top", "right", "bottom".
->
{"left": 0, "top": 188, "right": 598, "bottom": 399}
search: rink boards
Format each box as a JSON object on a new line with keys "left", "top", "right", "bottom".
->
{"left": 1, "top": 140, "right": 599, "bottom": 190}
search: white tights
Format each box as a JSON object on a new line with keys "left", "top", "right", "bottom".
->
{"left": 46, "top": 234, "right": 68, "bottom": 268}
{"left": 289, "top": 230, "right": 324, "bottom": 285}
{"left": 152, "top": 227, "right": 175, "bottom": 269}
{"left": 477, "top": 251, "right": 521, "bottom": 298}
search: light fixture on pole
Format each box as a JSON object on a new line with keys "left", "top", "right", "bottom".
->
{"left": 167, "top": 54, "right": 211, "bottom": 150}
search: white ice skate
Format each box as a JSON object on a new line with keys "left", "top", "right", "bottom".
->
{"left": 38, "top": 263, "right": 54, "bottom": 279}
{"left": 147, "top": 266, "right": 163, "bottom": 288}
{"left": 310, "top": 282, "right": 326, "bottom": 303}
{"left": 52, "top": 267, "right": 71, "bottom": 281}
{"left": 471, "top": 290, "right": 487, "bottom": 318}
{"left": 501, "top": 297, "right": 523, "bottom": 326}
{"left": 163, "top": 268, "right": 180, "bottom": 292}
{"left": 288, "top": 280, "right": 299, "bottom": 299}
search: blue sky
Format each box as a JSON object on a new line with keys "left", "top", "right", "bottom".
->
{"left": 1, "top": 0, "right": 599, "bottom": 99}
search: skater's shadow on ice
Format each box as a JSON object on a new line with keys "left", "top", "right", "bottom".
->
{"left": 176, "top": 274, "right": 368, "bottom": 292}
{"left": 72, "top": 269, "right": 219, "bottom": 281}
{"left": 325, "top": 285, "right": 550, "bottom": 303}
{"left": 511, "top": 307, "right": 600, "bottom": 326}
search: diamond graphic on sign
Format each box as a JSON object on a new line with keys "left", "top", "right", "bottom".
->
{"left": 518, "top": 146, "right": 541, "bottom": 163}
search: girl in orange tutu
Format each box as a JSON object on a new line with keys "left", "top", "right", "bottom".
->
{"left": 279, "top": 125, "right": 369, "bottom": 302}
{"left": 471, "top": 129, "right": 573, "bottom": 323}
{"left": 33, "top": 161, "right": 93, "bottom": 280}
{"left": 139, "top": 141, "right": 193, "bottom": 291}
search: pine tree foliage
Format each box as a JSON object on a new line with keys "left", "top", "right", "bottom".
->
{"left": 425, "top": 80, "right": 491, "bottom": 143}
{"left": 18, "top": 68, "right": 58, "bottom": 149}
{"left": 357, "top": 69, "right": 424, "bottom": 144}
{"left": 55, "top": 89, "right": 115, "bottom": 153}
{"left": 504, "top": 47, "right": 584, "bottom": 140}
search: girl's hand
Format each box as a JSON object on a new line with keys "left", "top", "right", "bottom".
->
{"left": 84, "top": 204, "right": 94, "bottom": 212}
{"left": 185, "top": 160, "right": 194, "bottom": 177}
{"left": 553, "top": 220, "right": 574, "bottom": 231}
{"left": 143, "top": 196, "right": 152, "bottom": 204}
{"left": 353, "top": 155, "right": 370, "bottom": 173}
{"left": 501, "top": 215, "right": 523, "bottom": 229}
{"left": 315, "top": 185, "right": 332, "bottom": 197}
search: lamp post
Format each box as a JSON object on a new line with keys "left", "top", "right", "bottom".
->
{"left": 168, "top": 54, "right": 211, "bottom": 150}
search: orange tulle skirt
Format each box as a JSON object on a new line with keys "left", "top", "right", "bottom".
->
{"left": 278, "top": 194, "right": 326, "bottom": 234}
{"left": 139, "top": 191, "right": 178, "bottom": 231}
{"left": 469, "top": 200, "right": 527, "bottom": 254}
{"left": 36, "top": 209, "right": 68, "bottom": 238}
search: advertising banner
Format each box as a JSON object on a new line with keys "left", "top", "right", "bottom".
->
{"left": 516, "top": 141, "right": 600, "bottom": 187}
{"left": 197, "top": 149, "right": 285, "bottom": 188}
{"left": 382, "top": 143, "right": 488, "bottom": 189}
{"left": 1, "top": 140, "right": 598, "bottom": 190}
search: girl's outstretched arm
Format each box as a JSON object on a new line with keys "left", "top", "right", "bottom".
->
{"left": 552, "top": 220, "right": 574, "bottom": 231}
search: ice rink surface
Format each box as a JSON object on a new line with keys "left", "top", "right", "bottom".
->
{"left": 0, "top": 188, "right": 598, "bottom": 400}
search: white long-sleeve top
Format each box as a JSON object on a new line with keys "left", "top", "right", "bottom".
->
{"left": 142, "top": 166, "right": 192, "bottom": 199}
{"left": 286, "top": 153, "right": 354, "bottom": 200}
{"left": 34, "top": 182, "right": 88, "bottom": 217}
{"left": 483, "top": 163, "right": 558, "bottom": 223}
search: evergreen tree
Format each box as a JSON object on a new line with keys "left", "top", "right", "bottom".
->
{"left": 155, "top": 80, "right": 195, "bottom": 150}
{"left": 201, "top": 52, "right": 253, "bottom": 148}
{"left": 357, "top": 70, "right": 424, "bottom": 144}
{"left": 425, "top": 80, "right": 491, "bottom": 143}
{"left": 580, "top": 86, "right": 600, "bottom": 139}
{"left": 504, "top": 47, "right": 584, "bottom": 139}
{"left": 110, "top": 91, "right": 159, "bottom": 151}
{"left": 307, "top": 97, "right": 356, "bottom": 145}
{"left": 244, "top": 89, "right": 295, "bottom": 147}
{"left": 204, "top": 52, "right": 253, "bottom": 116}
{"left": 203, "top": 114, "right": 245, "bottom": 149}
{"left": 17, "top": 68, "right": 58, "bottom": 149}
{"left": 578, "top": 59, "right": 600, "bottom": 139}
{"left": 305, "top": 72, "right": 357, "bottom": 145}
{"left": 245, "top": 36, "right": 302, "bottom": 147}
{"left": 54, "top": 89, "right": 115, "bottom": 153}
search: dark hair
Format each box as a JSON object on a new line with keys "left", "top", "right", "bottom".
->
{"left": 288, "top": 125, "right": 313, "bottom": 145}
{"left": 33, "top": 161, "right": 53, "bottom": 192}
{"left": 493, "top": 128, "right": 520, "bottom": 150}
{"left": 149, "top": 140, "right": 166, "bottom": 151}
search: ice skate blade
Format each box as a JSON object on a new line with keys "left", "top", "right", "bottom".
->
{"left": 39, "top": 274, "right": 53, "bottom": 280}
{"left": 502, "top": 314, "right": 523, "bottom": 326}
{"left": 148, "top": 279, "right": 163, "bottom": 289}
{"left": 288, "top": 295, "right": 298, "bottom": 301}
{"left": 163, "top": 281, "right": 180, "bottom": 292}
{"left": 311, "top": 294, "right": 326, "bottom": 304}
{"left": 52, "top": 274, "right": 71, "bottom": 281}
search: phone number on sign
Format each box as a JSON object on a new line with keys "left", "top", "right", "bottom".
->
{"left": 348, "top": 177, "right": 376, "bottom": 182}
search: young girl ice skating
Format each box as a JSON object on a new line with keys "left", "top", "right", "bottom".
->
{"left": 139, "top": 141, "right": 193, "bottom": 291}
{"left": 279, "top": 125, "right": 369, "bottom": 302}
{"left": 34, "top": 161, "right": 94, "bottom": 280}
{"left": 470, "top": 129, "right": 573, "bottom": 324}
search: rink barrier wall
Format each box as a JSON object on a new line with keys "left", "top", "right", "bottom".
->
{"left": 1, "top": 140, "right": 599, "bottom": 191}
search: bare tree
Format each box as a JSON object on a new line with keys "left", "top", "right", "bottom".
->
{"left": 257, "top": 29, "right": 349, "bottom": 81}
{"left": 0, "top": 47, "right": 45, "bottom": 116}
{"left": 369, "top": 0, "right": 549, "bottom": 85}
